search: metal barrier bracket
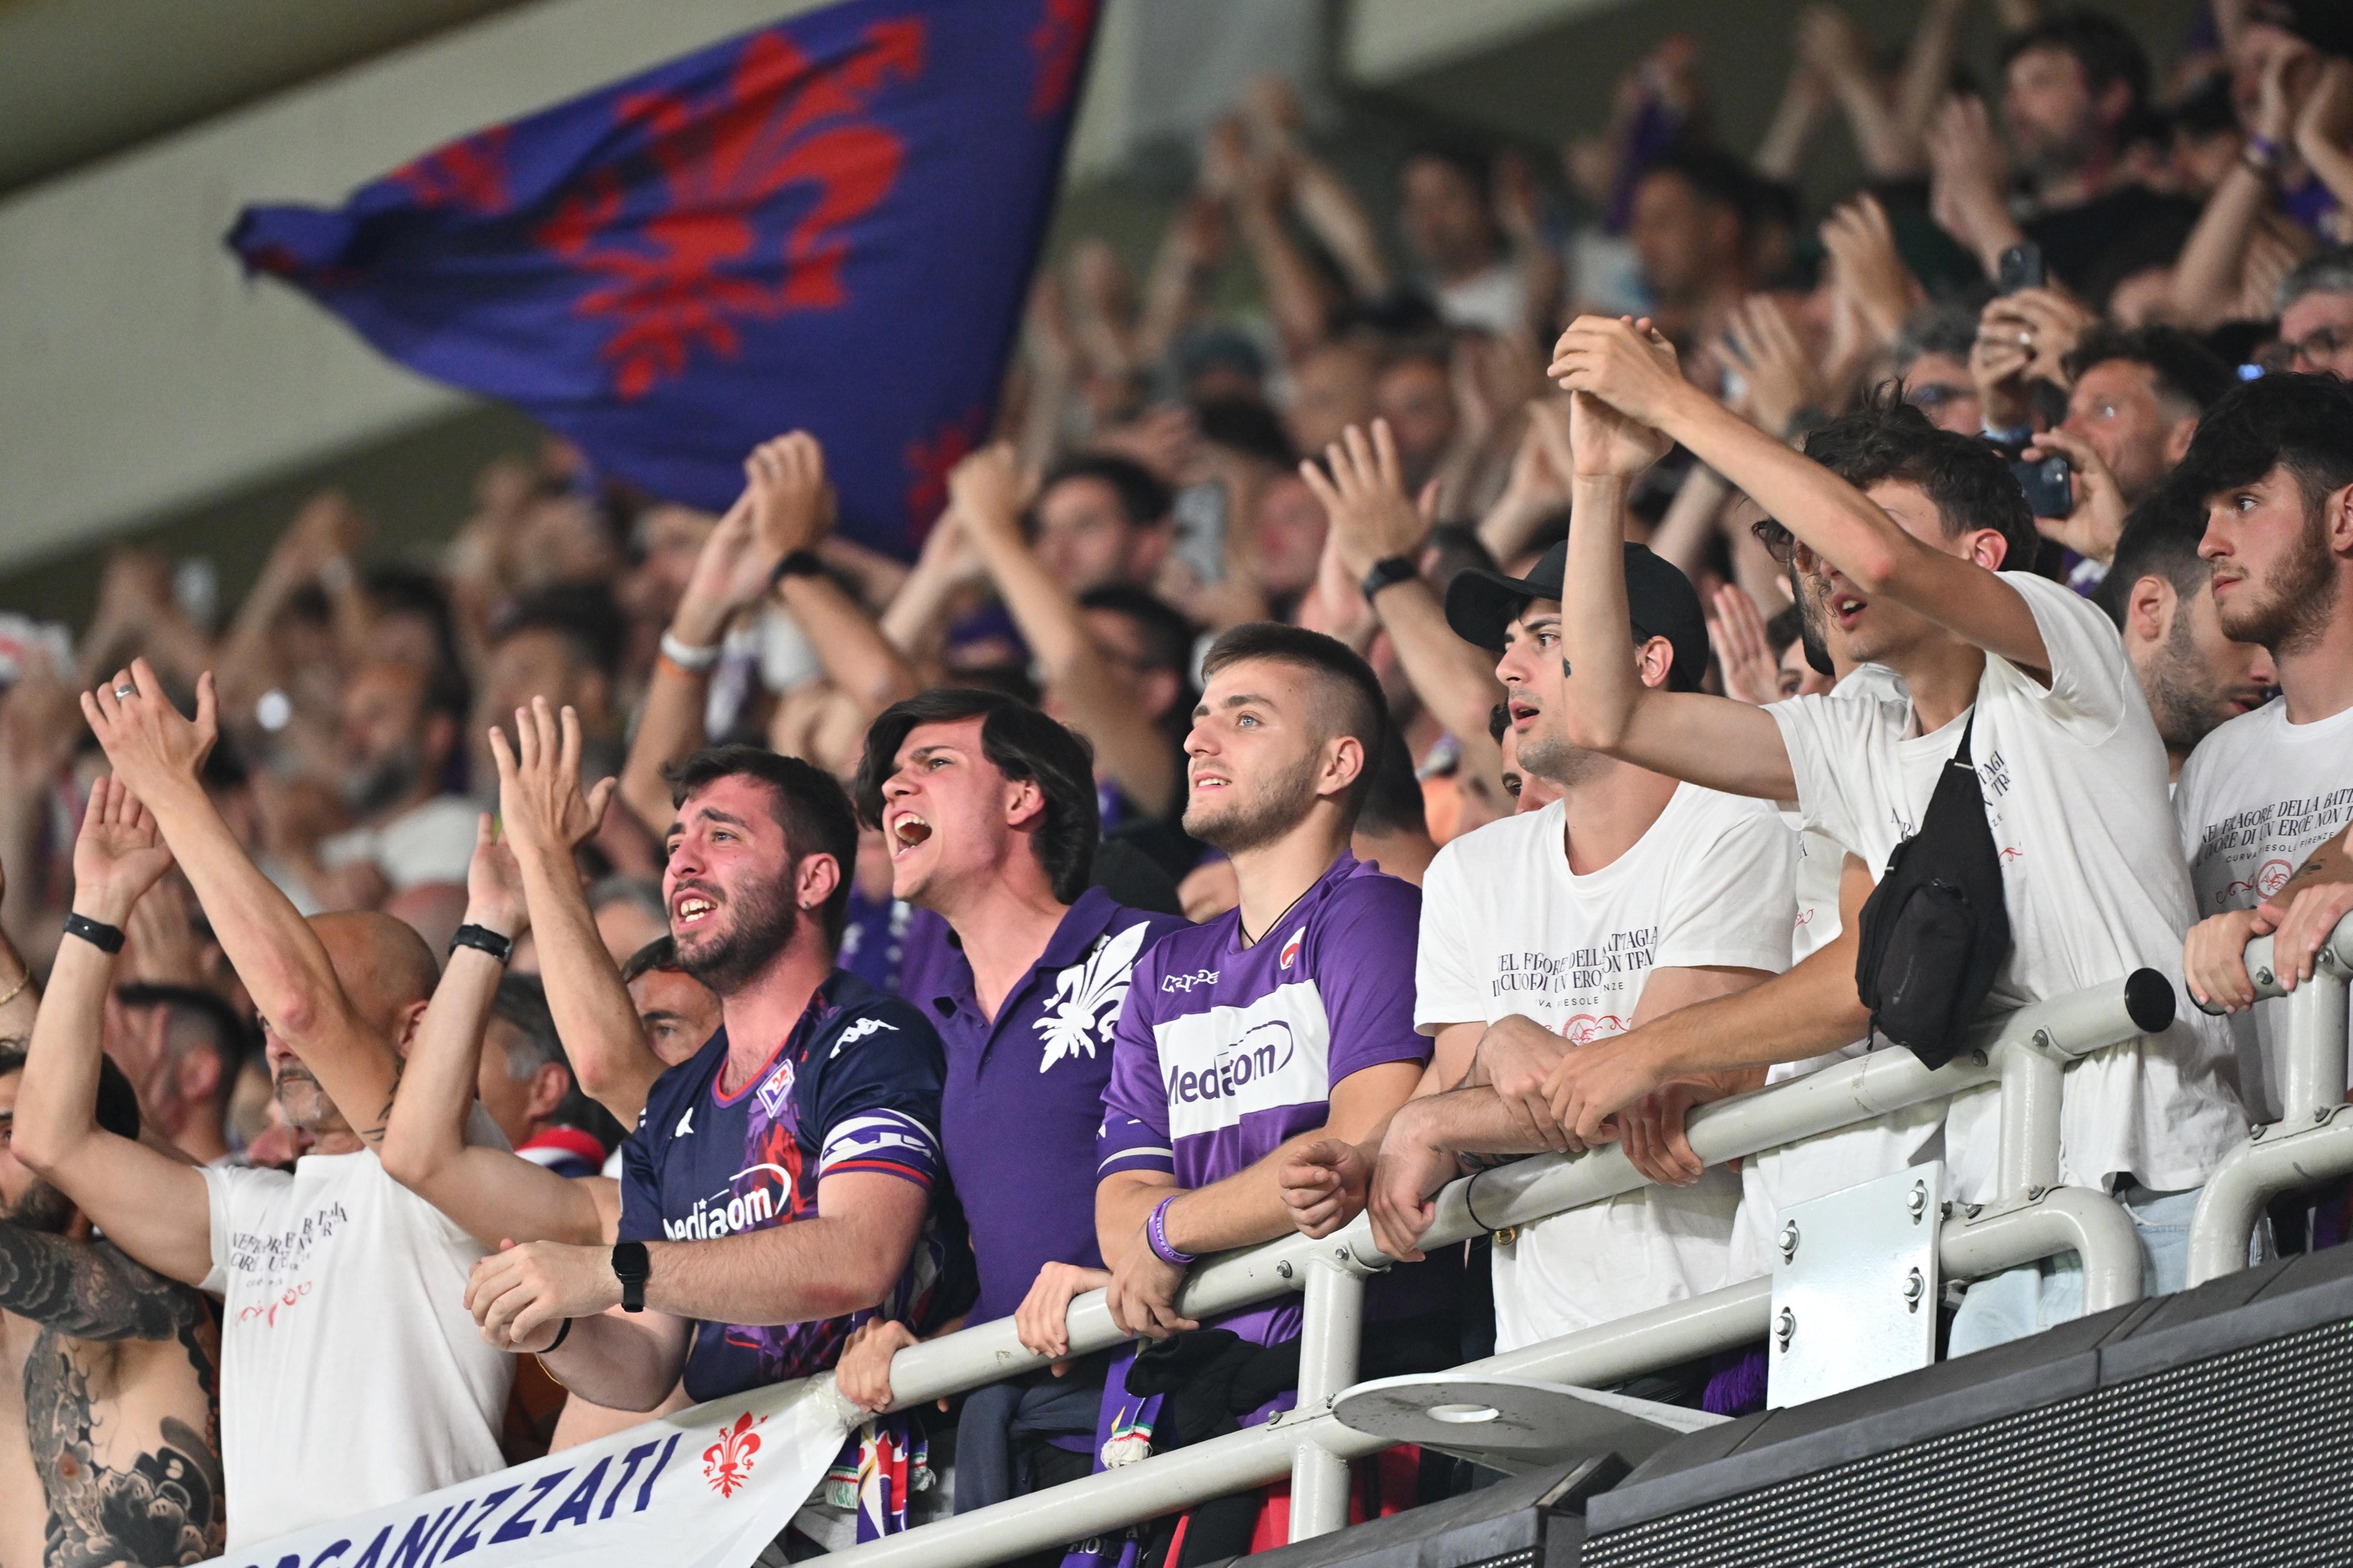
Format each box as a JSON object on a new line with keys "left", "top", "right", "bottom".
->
{"left": 1769, "top": 1163, "right": 1944, "bottom": 1409}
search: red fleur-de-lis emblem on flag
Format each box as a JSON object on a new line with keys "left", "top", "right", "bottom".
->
{"left": 903, "top": 406, "right": 985, "bottom": 539}
{"left": 535, "top": 21, "right": 925, "bottom": 399}
{"left": 702, "top": 1410, "right": 768, "bottom": 1498}
{"left": 388, "top": 128, "right": 512, "bottom": 215}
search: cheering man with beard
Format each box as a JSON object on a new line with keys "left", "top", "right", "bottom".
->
{"left": 465, "top": 746, "right": 972, "bottom": 1430}
{"left": 1088, "top": 625, "right": 1444, "bottom": 1560}
{"left": 829, "top": 689, "right": 1184, "bottom": 1514}
{"left": 18, "top": 672, "right": 512, "bottom": 1548}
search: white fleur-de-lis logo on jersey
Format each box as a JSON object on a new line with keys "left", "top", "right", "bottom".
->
{"left": 1036, "top": 922, "right": 1151, "bottom": 1073}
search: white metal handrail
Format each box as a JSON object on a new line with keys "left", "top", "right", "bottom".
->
{"left": 2187, "top": 915, "right": 2353, "bottom": 1284}
{"left": 821, "top": 970, "right": 2179, "bottom": 1565}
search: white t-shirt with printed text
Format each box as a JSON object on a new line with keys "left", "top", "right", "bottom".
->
{"left": 201, "top": 1116, "right": 514, "bottom": 1547}
{"left": 1767, "top": 572, "right": 2244, "bottom": 1205}
{"left": 1417, "top": 782, "right": 1796, "bottom": 1352}
{"left": 2175, "top": 697, "right": 2353, "bottom": 1120}
{"left": 1732, "top": 667, "right": 1945, "bottom": 1279}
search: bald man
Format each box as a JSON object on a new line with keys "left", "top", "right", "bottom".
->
{"left": 21, "top": 662, "right": 514, "bottom": 1549}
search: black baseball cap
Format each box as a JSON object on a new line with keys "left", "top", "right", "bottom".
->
{"left": 1443, "top": 539, "right": 1711, "bottom": 693}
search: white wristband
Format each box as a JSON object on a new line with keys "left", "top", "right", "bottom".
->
{"left": 659, "top": 629, "right": 722, "bottom": 673}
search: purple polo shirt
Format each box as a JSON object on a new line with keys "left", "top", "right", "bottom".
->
{"left": 931, "top": 889, "right": 1188, "bottom": 1326}
{"left": 1098, "top": 851, "right": 1434, "bottom": 1348}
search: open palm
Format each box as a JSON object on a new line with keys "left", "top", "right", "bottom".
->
{"left": 73, "top": 775, "right": 175, "bottom": 922}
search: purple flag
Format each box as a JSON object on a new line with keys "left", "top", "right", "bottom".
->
{"left": 229, "top": 0, "right": 1098, "bottom": 552}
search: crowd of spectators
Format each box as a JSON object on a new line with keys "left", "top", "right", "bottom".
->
{"left": 8, "top": 0, "right": 2353, "bottom": 1561}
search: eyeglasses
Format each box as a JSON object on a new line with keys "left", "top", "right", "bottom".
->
{"left": 2269, "top": 325, "right": 2353, "bottom": 371}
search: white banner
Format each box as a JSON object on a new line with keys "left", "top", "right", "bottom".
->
{"left": 200, "top": 1378, "right": 854, "bottom": 1568}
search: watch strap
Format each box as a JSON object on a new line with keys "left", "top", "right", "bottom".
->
{"left": 769, "top": 548, "right": 826, "bottom": 587}
{"left": 448, "top": 923, "right": 515, "bottom": 965}
{"left": 1359, "top": 555, "right": 1419, "bottom": 603}
{"left": 612, "top": 1240, "right": 650, "bottom": 1313}
{"left": 62, "top": 913, "right": 126, "bottom": 954}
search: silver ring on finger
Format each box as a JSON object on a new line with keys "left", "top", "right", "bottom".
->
{"left": 113, "top": 684, "right": 135, "bottom": 700}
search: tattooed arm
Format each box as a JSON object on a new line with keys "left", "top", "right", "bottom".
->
{"left": 0, "top": 1226, "right": 204, "bottom": 1342}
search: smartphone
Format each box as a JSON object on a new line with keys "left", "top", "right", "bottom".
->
{"left": 1171, "top": 481, "right": 1227, "bottom": 586}
{"left": 2011, "top": 453, "right": 2073, "bottom": 518}
{"left": 1997, "top": 241, "right": 2045, "bottom": 296}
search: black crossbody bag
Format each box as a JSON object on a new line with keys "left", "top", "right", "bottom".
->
{"left": 1852, "top": 711, "right": 2012, "bottom": 1069}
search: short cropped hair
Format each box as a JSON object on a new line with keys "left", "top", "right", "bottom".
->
{"left": 114, "top": 982, "right": 255, "bottom": 1104}
{"left": 1894, "top": 299, "right": 1984, "bottom": 370}
{"left": 2096, "top": 481, "right": 2213, "bottom": 628}
{"left": 2066, "top": 325, "right": 2235, "bottom": 416}
{"left": 664, "top": 746, "right": 858, "bottom": 946}
{"left": 1762, "top": 387, "right": 2040, "bottom": 572}
{"left": 2277, "top": 246, "right": 2353, "bottom": 316}
{"left": 488, "top": 975, "right": 565, "bottom": 1081}
{"left": 853, "top": 689, "right": 1102, "bottom": 903}
{"left": 1036, "top": 453, "right": 1173, "bottom": 531}
{"left": 1355, "top": 729, "right": 1429, "bottom": 841}
{"left": 1078, "top": 585, "right": 1197, "bottom": 677}
{"left": 2001, "top": 11, "right": 2152, "bottom": 121}
{"left": 620, "top": 935, "right": 683, "bottom": 986}
{"left": 2173, "top": 372, "right": 2353, "bottom": 516}
{"left": 1199, "top": 623, "right": 1388, "bottom": 820}
{"left": 494, "top": 585, "right": 625, "bottom": 680}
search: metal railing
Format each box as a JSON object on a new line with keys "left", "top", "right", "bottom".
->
{"left": 819, "top": 968, "right": 2192, "bottom": 1567}
{"left": 2187, "top": 918, "right": 2353, "bottom": 1285}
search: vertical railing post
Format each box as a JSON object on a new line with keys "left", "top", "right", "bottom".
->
{"left": 2277, "top": 959, "right": 2350, "bottom": 1129}
{"left": 1993, "top": 1035, "right": 2063, "bottom": 1199}
{"left": 1287, "top": 1253, "right": 1365, "bottom": 1542}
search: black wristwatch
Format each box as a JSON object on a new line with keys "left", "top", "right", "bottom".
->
{"left": 769, "top": 549, "right": 826, "bottom": 588}
{"left": 612, "top": 1241, "right": 651, "bottom": 1313}
{"left": 1359, "top": 555, "right": 1419, "bottom": 603}
{"left": 448, "top": 923, "right": 515, "bottom": 966}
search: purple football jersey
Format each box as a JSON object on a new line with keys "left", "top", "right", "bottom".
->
{"left": 1097, "top": 851, "right": 1431, "bottom": 1349}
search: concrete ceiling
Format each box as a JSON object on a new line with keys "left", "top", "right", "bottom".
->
{"left": 0, "top": 0, "right": 536, "bottom": 196}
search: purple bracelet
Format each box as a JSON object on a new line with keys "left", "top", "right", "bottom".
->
{"left": 1146, "top": 1195, "right": 1196, "bottom": 1267}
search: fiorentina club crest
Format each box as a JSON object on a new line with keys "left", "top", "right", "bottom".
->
{"left": 703, "top": 1410, "right": 768, "bottom": 1498}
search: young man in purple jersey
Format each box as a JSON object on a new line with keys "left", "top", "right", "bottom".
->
{"left": 465, "top": 746, "right": 973, "bottom": 1416}
{"left": 1089, "top": 625, "right": 1447, "bottom": 1556}
{"left": 829, "top": 689, "right": 1186, "bottom": 1514}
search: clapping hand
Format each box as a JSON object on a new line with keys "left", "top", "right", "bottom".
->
{"left": 1297, "top": 420, "right": 1435, "bottom": 581}
{"left": 70, "top": 775, "right": 177, "bottom": 927}
{"left": 81, "top": 661, "right": 216, "bottom": 810}
{"left": 489, "top": 698, "right": 618, "bottom": 870}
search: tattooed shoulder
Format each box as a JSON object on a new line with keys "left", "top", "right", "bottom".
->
{"left": 27, "top": 1330, "right": 224, "bottom": 1566}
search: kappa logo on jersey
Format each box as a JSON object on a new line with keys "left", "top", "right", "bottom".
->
{"left": 756, "top": 1059, "right": 796, "bottom": 1120}
{"left": 829, "top": 1016, "right": 900, "bottom": 1058}
{"left": 675, "top": 1106, "right": 696, "bottom": 1139}
{"left": 1161, "top": 968, "right": 1220, "bottom": 993}
{"left": 1278, "top": 929, "right": 1302, "bottom": 970}
{"left": 664, "top": 1162, "right": 794, "bottom": 1240}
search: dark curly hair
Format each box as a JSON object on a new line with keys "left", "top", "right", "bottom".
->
{"left": 852, "top": 689, "right": 1102, "bottom": 905}
{"left": 2172, "top": 371, "right": 2353, "bottom": 516}
{"left": 1754, "top": 386, "right": 2039, "bottom": 574}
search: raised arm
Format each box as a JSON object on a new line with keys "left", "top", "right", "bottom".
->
{"left": 953, "top": 443, "right": 1179, "bottom": 816}
{"left": 1302, "top": 420, "right": 1508, "bottom": 770}
{"left": 0, "top": 1226, "right": 205, "bottom": 1343}
{"left": 748, "top": 435, "right": 919, "bottom": 723}
{"left": 497, "top": 700, "right": 669, "bottom": 1127}
{"left": 12, "top": 776, "right": 214, "bottom": 1287}
{"left": 1552, "top": 364, "right": 1798, "bottom": 800}
{"left": 616, "top": 491, "right": 772, "bottom": 835}
{"left": 1553, "top": 315, "right": 2048, "bottom": 675}
{"left": 377, "top": 815, "right": 608, "bottom": 1247}
{"left": 86, "top": 664, "right": 404, "bottom": 1149}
